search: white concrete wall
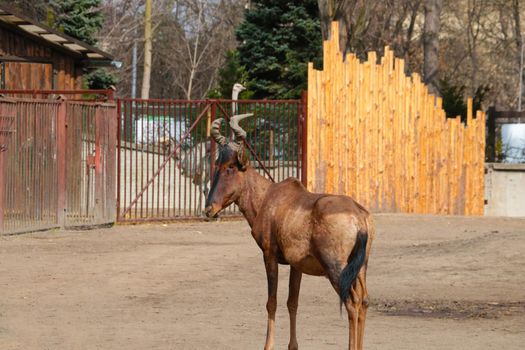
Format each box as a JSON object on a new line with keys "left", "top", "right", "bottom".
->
{"left": 485, "top": 163, "right": 525, "bottom": 217}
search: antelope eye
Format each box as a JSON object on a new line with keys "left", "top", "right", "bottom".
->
{"left": 225, "top": 167, "right": 234, "bottom": 175}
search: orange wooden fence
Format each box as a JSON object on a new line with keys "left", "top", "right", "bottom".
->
{"left": 307, "top": 22, "right": 485, "bottom": 215}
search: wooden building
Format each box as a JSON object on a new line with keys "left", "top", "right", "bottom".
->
{"left": 0, "top": 4, "right": 114, "bottom": 91}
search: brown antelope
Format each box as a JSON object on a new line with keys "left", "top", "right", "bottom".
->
{"left": 205, "top": 114, "right": 374, "bottom": 350}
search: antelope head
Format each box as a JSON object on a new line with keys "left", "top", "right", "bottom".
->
{"left": 205, "top": 113, "right": 252, "bottom": 218}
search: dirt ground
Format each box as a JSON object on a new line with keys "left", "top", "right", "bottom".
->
{"left": 0, "top": 214, "right": 524, "bottom": 350}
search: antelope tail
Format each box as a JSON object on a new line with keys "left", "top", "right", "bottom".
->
{"left": 339, "top": 229, "right": 368, "bottom": 304}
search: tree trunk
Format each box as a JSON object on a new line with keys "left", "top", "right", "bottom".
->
{"left": 317, "top": 0, "right": 388, "bottom": 59}
{"left": 141, "top": 0, "right": 152, "bottom": 99}
{"left": 512, "top": 0, "right": 523, "bottom": 110}
{"left": 317, "top": 0, "right": 351, "bottom": 55}
{"left": 318, "top": 0, "right": 336, "bottom": 40}
{"left": 423, "top": 0, "right": 443, "bottom": 95}
{"left": 467, "top": 0, "right": 480, "bottom": 96}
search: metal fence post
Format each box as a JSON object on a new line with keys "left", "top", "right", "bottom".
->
{"left": 116, "top": 99, "right": 121, "bottom": 221}
{"left": 108, "top": 103, "right": 118, "bottom": 223}
{"left": 56, "top": 96, "right": 67, "bottom": 227}
{"left": 210, "top": 100, "right": 217, "bottom": 180}
{"left": 94, "top": 103, "right": 104, "bottom": 223}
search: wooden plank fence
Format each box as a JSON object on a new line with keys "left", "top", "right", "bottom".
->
{"left": 307, "top": 22, "right": 485, "bottom": 215}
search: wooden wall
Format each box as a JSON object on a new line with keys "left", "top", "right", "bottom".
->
{"left": 307, "top": 22, "right": 485, "bottom": 215}
{"left": 0, "top": 25, "right": 82, "bottom": 90}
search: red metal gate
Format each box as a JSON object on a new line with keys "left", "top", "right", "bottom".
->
{"left": 117, "top": 98, "right": 306, "bottom": 222}
{"left": 0, "top": 96, "right": 117, "bottom": 234}
{"left": 0, "top": 98, "right": 61, "bottom": 233}
{"left": 65, "top": 102, "right": 117, "bottom": 226}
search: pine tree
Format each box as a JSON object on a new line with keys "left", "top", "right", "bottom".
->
{"left": 210, "top": 50, "right": 252, "bottom": 99}
{"left": 51, "top": 0, "right": 103, "bottom": 46}
{"left": 51, "top": 0, "right": 115, "bottom": 89}
{"left": 236, "top": 0, "right": 322, "bottom": 99}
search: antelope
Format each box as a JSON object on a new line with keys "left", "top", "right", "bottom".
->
{"left": 205, "top": 114, "right": 374, "bottom": 350}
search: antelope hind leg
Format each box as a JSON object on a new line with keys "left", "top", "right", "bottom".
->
{"left": 356, "top": 272, "right": 368, "bottom": 350}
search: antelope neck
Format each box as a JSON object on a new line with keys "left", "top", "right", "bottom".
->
{"left": 235, "top": 167, "right": 272, "bottom": 227}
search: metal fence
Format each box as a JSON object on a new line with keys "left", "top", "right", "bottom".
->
{"left": 65, "top": 102, "right": 117, "bottom": 226}
{"left": 0, "top": 98, "right": 60, "bottom": 233}
{"left": 0, "top": 97, "right": 117, "bottom": 234}
{"left": 117, "top": 98, "right": 306, "bottom": 222}
{"left": 0, "top": 89, "right": 114, "bottom": 101}
{"left": 1, "top": 93, "right": 304, "bottom": 230}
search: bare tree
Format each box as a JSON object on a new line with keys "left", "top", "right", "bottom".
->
{"left": 512, "top": 0, "right": 523, "bottom": 109}
{"left": 423, "top": 0, "right": 443, "bottom": 95}
{"left": 98, "top": 0, "right": 243, "bottom": 99}
{"left": 98, "top": 0, "right": 150, "bottom": 97}
{"left": 154, "top": 0, "right": 244, "bottom": 99}
{"left": 317, "top": 0, "right": 423, "bottom": 68}
{"left": 100, "top": 0, "right": 525, "bottom": 110}
{"left": 141, "top": 0, "right": 152, "bottom": 99}
{"left": 466, "top": 0, "right": 483, "bottom": 95}
{"left": 317, "top": 0, "right": 383, "bottom": 57}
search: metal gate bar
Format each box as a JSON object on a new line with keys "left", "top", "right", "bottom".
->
{"left": 117, "top": 98, "right": 305, "bottom": 223}
{"left": 119, "top": 103, "right": 210, "bottom": 219}
{"left": 117, "top": 99, "right": 212, "bottom": 222}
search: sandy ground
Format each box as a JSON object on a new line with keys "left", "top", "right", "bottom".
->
{"left": 0, "top": 214, "right": 524, "bottom": 350}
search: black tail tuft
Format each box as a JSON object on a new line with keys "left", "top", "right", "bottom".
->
{"left": 339, "top": 230, "right": 368, "bottom": 304}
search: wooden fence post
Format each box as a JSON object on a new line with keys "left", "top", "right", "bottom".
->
{"left": 307, "top": 21, "right": 486, "bottom": 215}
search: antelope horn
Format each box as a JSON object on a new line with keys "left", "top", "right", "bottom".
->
{"left": 210, "top": 118, "right": 227, "bottom": 146}
{"left": 229, "top": 113, "right": 253, "bottom": 141}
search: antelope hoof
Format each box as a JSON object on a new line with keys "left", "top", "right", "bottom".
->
{"left": 204, "top": 206, "right": 220, "bottom": 218}
{"left": 288, "top": 343, "right": 299, "bottom": 350}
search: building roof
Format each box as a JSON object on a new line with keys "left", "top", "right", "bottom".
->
{"left": 0, "top": 4, "right": 114, "bottom": 66}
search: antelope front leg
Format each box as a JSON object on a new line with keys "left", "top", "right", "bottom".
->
{"left": 263, "top": 255, "right": 278, "bottom": 350}
{"left": 287, "top": 266, "right": 302, "bottom": 350}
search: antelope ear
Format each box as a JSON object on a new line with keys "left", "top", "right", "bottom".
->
{"left": 237, "top": 146, "right": 248, "bottom": 170}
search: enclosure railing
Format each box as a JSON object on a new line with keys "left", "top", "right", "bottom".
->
{"left": 117, "top": 98, "right": 305, "bottom": 223}
{"left": 0, "top": 96, "right": 117, "bottom": 235}
{"left": 307, "top": 22, "right": 486, "bottom": 215}
{"left": 0, "top": 89, "right": 115, "bottom": 101}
